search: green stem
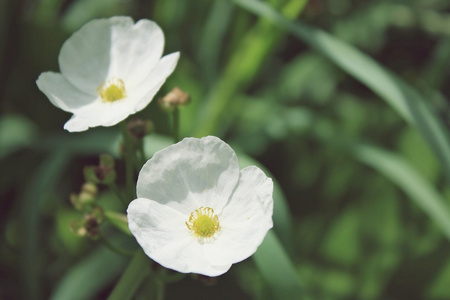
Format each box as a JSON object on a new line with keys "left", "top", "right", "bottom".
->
{"left": 156, "top": 279, "right": 165, "bottom": 300}
{"left": 100, "top": 235, "right": 135, "bottom": 257}
{"left": 108, "top": 251, "right": 151, "bottom": 300}
{"left": 172, "top": 107, "right": 179, "bottom": 143}
{"left": 108, "top": 183, "right": 127, "bottom": 207}
{"left": 120, "top": 122, "right": 136, "bottom": 203}
{"left": 138, "top": 141, "right": 147, "bottom": 166}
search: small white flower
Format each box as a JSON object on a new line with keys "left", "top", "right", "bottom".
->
{"left": 36, "top": 16, "right": 179, "bottom": 132}
{"left": 127, "top": 136, "right": 274, "bottom": 277}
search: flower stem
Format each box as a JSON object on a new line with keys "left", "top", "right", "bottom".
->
{"left": 172, "top": 107, "right": 179, "bottom": 143}
{"left": 156, "top": 279, "right": 165, "bottom": 300}
{"left": 120, "top": 122, "right": 136, "bottom": 204}
{"left": 138, "top": 141, "right": 147, "bottom": 166}
{"left": 100, "top": 235, "right": 135, "bottom": 257}
{"left": 108, "top": 183, "right": 127, "bottom": 207}
{"left": 108, "top": 250, "right": 151, "bottom": 300}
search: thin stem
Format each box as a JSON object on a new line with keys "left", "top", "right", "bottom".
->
{"left": 108, "top": 183, "right": 127, "bottom": 207}
{"left": 172, "top": 107, "right": 179, "bottom": 143}
{"left": 138, "top": 141, "right": 147, "bottom": 166}
{"left": 120, "top": 122, "right": 136, "bottom": 203}
{"left": 100, "top": 235, "right": 135, "bottom": 257}
{"left": 161, "top": 272, "right": 186, "bottom": 283}
{"left": 108, "top": 251, "right": 151, "bottom": 300}
{"left": 156, "top": 279, "right": 165, "bottom": 300}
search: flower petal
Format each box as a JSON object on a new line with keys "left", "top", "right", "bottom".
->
{"left": 108, "top": 18, "right": 165, "bottom": 89}
{"left": 59, "top": 16, "right": 165, "bottom": 93}
{"left": 137, "top": 136, "right": 240, "bottom": 216}
{"left": 204, "top": 166, "right": 274, "bottom": 266}
{"left": 36, "top": 72, "right": 95, "bottom": 113}
{"left": 131, "top": 52, "right": 180, "bottom": 112}
{"left": 127, "top": 198, "right": 230, "bottom": 276}
{"left": 59, "top": 17, "right": 127, "bottom": 93}
{"left": 63, "top": 96, "right": 137, "bottom": 132}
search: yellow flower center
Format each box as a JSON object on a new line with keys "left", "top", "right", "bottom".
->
{"left": 185, "top": 207, "right": 220, "bottom": 238}
{"left": 98, "top": 78, "right": 126, "bottom": 102}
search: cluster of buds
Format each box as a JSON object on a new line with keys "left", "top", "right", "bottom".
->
{"left": 70, "top": 154, "right": 117, "bottom": 239}
{"left": 83, "top": 154, "right": 116, "bottom": 185}
{"left": 70, "top": 182, "right": 98, "bottom": 210}
{"left": 70, "top": 206, "right": 104, "bottom": 239}
{"left": 158, "top": 87, "right": 190, "bottom": 111}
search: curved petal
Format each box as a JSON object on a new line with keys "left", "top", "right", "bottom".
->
{"left": 137, "top": 136, "right": 240, "bottom": 216}
{"left": 63, "top": 93, "right": 140, "bottom": 132}
{"left": 108, "top": 18, "right": 165, "bottom": 89}
{"left": 59, "top": 17, "right": 126, "bottom": 93}
{"left": 127, "top": 198, "right": 230, "bottom": 276}
{"left": 131, "top": 52, "right": 180, "bottom": 112}
{"left": 204, "top": 166, "right": 274, "bottom": 266}
{"left": 36, "top": 72, "right": 95, "bottom": 112}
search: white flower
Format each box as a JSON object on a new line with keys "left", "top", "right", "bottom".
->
{"left": 36, "top": 16, "right": 179, "bottom": 132}
{"left": 127, "top": 136, "right": 274, "bottom": 277}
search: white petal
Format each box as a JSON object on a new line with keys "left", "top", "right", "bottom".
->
{"left": 204, "top": 166, "right": 274, "bottom": 266}
{"left": 137, "top": 136, "right": 240, "bottom": 216}
{"left": 127, "top": 198, "right": 230, "bottom": 276}
{"left": 59, "top": 17, "right": 129, "bottom": 93}
{"left": 108, "top": 18, "right": 165, "bottom": 88}
{"left": 131, "top": 52, "right": 180, "bottom": 112}
{"left": 36, "top": 72, "right": 95, "bottom": 112}
{"left": 66, "top": 51, "right": 179, "bottom": 131}
{"left": 63, "top": 93, "right": 143, "bottom": 132}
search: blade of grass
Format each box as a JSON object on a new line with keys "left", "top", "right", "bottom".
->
{"left": 198, "top": 0, "right": 234, "bottom": 85}
{"left": 236, "top": 149, "right": 294, "bottom": 253}
{"left": 194, "top": 0, "right": 307, "bottom": 137}
{"left": 310, "top": 116, "right": 450, "bottom": 240}
{"left": 20, "top": 150, "right": 70, "bottom": 300}
{"left": 232, "top": 0, "right": 450, "bottom": 184}
{"left": 351, "top": 143, "right": 450, "bottom": 240}
{"left": 51, "top": 247, "right": 128, "bottom": 300}
{"left": 107, "top": 251, "right": 151, "bottom": 300}
{"left": 253, "top": 231, "right": 309, "bottom": 299}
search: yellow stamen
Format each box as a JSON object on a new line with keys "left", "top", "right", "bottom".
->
{"left": 98, "top": 78, "right": 126, "bottom": 102}
{"left": 186, "top": 207, "right": 220, "bottom": 238}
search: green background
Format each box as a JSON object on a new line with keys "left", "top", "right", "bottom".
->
{"left": 1, "top": 0, "right": 450, "bottom": 299}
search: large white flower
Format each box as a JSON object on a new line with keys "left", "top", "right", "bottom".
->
{"left": 36, "top": 16, "right": 179, "bottom": 132}
{"left": 127, "top": 136, "right": 273, "bottom": 277}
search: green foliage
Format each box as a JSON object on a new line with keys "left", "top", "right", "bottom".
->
{"left": 2, "top": 0, "right": 450, "bottom": 299}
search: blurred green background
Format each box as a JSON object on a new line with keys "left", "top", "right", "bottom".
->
{"left": 2, "top": 0, "right": 450, "bottom": 299}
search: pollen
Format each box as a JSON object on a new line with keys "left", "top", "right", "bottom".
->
{"left": 98, "top": 78, "right": 126, "bottom": 102}
{"left": 186, "top": 207, "right": 220, "bottom": 239}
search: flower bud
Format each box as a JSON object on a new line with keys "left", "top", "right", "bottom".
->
{"left": 127, "top": 117, "right": 154, "bottom": 140}
{"left": 69, "top": 206, "right": 104, "bottom": 239}
{"left": 83, "top": 154, "right": 116, "bottom": 185}
{"left": 158, "top": 87, "right": 190, "bottom": 110}
{"left": 70, "top": 182, "right": 98, "bottom": 210}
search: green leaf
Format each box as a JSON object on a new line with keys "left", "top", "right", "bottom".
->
{"left": 107, "top": 251, "right": 151, "bottom": 300}
{"left": 351, "top": 143, "right": 450, "bottom": 240}
{"left": 36, "top": 128, "right": 120, "bottom": 156}
{"left": 51, "top": 247, "right": 128, "bottom": 300}
{"left": 195, "top": 0, "right": 307, "bottom": 136}
{"left": 20, "top": 150, "right": 70, "bottom": 299}
{"left": 253, "top": 231, "right": 309, "bottom": 299}
{"left": 0, "top": 114, "right": 37, "bottom": 159}
{"left": 236, "top": 148, "right": 294, "bottom": 252}
{"left": 232, "top": 0, "right": 450, "bottom": 184}
{"left": 427, "top": 254, "right": 450, "bottom": 298}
